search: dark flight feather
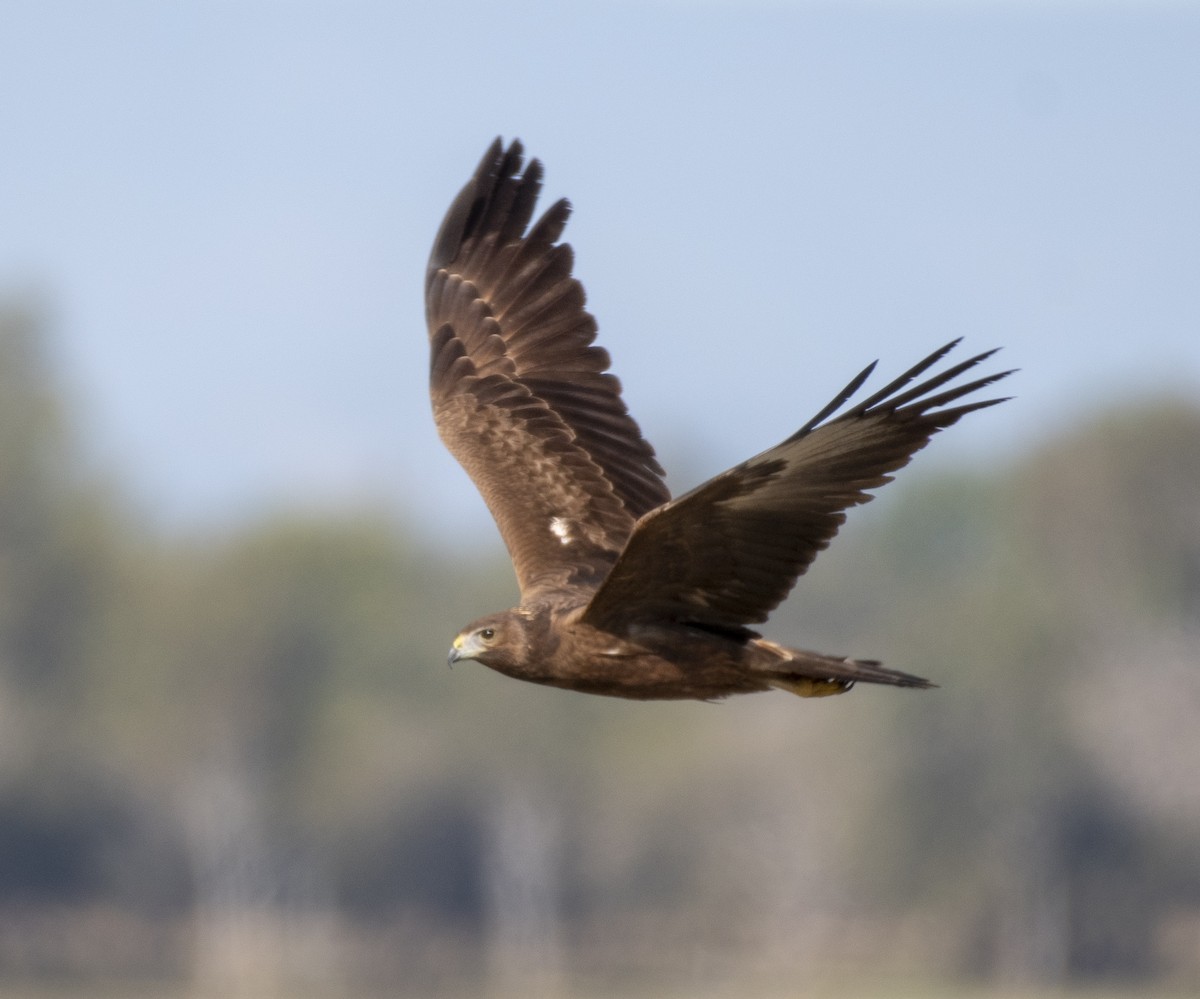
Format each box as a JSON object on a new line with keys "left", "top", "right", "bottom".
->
{"left": 582, "top": 342, "right": 1013, "bottom": 632}
{"left": 426, "top": 139, "right": 670, "bottom": 597}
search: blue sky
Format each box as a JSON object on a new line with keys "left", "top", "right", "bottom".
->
{"left": 2, "top": 1, "right": 1197, "bottom": 539}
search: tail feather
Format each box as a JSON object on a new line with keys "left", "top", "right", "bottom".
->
{"left": 752, "top": 639, "right": 935, "bottom": 698}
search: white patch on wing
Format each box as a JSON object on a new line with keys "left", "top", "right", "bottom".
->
{"left": 550, "top": 516, "right": 573, "bottom": 545}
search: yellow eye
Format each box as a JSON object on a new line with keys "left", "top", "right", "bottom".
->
{"left": 480, "top": 627, "right": 496, "bottom": 641}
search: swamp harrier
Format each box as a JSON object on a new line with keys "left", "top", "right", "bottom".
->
{"left": 425, "top": 139, "right": 1011, "bottom": 700}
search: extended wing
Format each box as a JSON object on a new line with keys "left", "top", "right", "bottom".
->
{"left": 582, "top": 340, "right": 1013, "bottom": 632}
{"left": 426, "top": 139, "right": 669, "bottom": 598}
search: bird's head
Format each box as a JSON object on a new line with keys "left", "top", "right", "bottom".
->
{"left": 447, "top": 611, "right": 531, "bottom": 674}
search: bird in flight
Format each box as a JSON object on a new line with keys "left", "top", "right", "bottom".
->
{"left": 425, "top": 138, "right": 1011, "bottom": 701}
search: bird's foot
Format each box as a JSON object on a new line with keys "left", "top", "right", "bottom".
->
{"left": 769, "top": 677, "right": 855, "bottom": 698}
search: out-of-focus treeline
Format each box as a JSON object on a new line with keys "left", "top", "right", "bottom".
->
{"left": 1, "top": 298, "right": 1198, "bottom": 997}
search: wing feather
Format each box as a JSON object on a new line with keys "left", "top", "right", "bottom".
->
{"left": 430, "top": 326, "right": 633, "bottom": 594}
{"left": 426, "top": 139, "right": 669, "bottom": 598}
{"left": 582, "top": 341, "right": 1014, "bottom": 631}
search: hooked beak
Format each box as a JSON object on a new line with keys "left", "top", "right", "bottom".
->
{"left": 447, "top": 633, "right": 467, "bottom": 667}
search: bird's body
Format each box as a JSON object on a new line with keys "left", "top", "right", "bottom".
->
{"left": 426, "top": 139, "right": 1012, "bottom": 701}
{"left": 454, "top": 602, "right": 771, "bottom": 701}
{"left": 450, "top": 601, "right": 930, "bottom": 700}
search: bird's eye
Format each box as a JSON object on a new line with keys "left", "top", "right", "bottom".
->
{"left": 480, "top": 628, "right": 496, "bottom": 641}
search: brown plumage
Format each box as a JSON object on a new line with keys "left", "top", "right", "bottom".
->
{"left": 426, "top": 138, "right": 1012, "bottom": 701}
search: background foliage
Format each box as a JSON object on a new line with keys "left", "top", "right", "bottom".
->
{"left": 1, "top": 301, "right": 1198, "bottom": 995}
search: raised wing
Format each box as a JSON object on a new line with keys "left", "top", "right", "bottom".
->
{"left": 426, "top": 139, "right": 669, "bottom": 598}
{"left": 582, "top": 340, "right": 1013, "bottom": 631}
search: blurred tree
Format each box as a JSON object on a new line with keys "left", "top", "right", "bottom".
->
{"left": 3, "top": 296, "right": 1198, "bottom": 990}
{"left": 0, "top": 301, "right": 189, "bottom": 983}
{"left": 0, "top": 299, "right": 121, "bottom": 709}
{"left": 0, "top": 301, "right": 150, "bottom": 901}
{"left": 818, "top": 403, "right": 1200, "bottom": 985}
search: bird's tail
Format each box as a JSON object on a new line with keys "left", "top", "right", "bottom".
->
{"left": 751, "top": 638, "right": 935, "bottom": 698}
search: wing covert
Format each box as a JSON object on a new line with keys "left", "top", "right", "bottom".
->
{"left": 582, "top": 340, "right": 1013, "bottom": 631}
